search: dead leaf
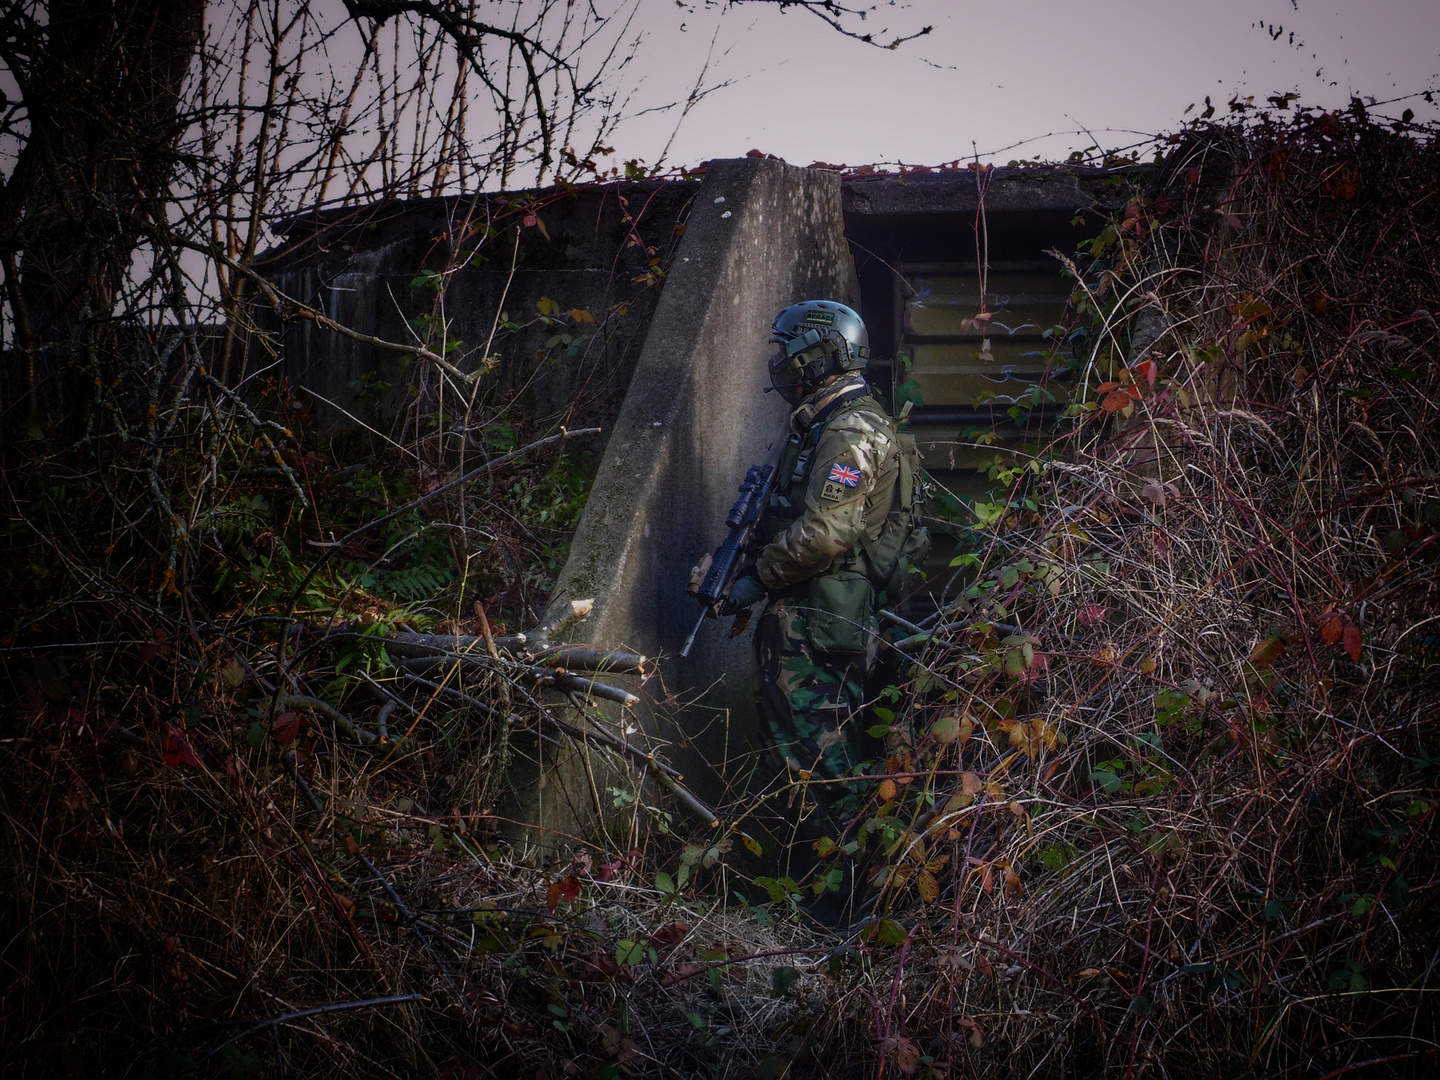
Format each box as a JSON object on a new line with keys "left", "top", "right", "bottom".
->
{"left": 1343, "top": 623, "right": 1362, "bottom": 661}
{"left": 600, "top": 1024, "right": 623, "bottom": 1056}
{"left": 272, "top": 711, "right": 304, "bottom": 746}
{"left": 1249, "top": 637, "right": 1285, "bottom": 668}
{"left": 1139, "top": 479, "right": 1168, "bottom": 507}
{"left": 889, "top": 1036, "right": 922, "bottom": 1075}
{"left": 916, "top": 870, "right": 939, "bottom": 904}
{"left": 1101, "top": 389, "right": 1133, "bottom": 413}
{"left": 878, "top": 778, "right": 897, "bottom": 802}
{"left": 220, "top": 660, "right": 246, "bottom": 689}
{"left": 931, "top": 714, "right": 961, "bottom": 744}
{"left": 957, "top": 1014, "right": 985, "bottom": 1049}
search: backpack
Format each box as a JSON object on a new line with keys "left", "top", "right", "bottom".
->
{"left": 862, "top": 401, "right": 931, "bottom": 606}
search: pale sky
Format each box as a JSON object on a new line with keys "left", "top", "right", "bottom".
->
{"left": 600, "top": 0, "right": 1440, "bottom": 170}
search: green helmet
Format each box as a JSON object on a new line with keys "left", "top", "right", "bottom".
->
{"left": 767, "top": 300, "right": 870, "bottom": 405}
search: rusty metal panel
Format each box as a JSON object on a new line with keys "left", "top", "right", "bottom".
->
{"left": 901, "top": 265, "right": 1070, "bottom": 408}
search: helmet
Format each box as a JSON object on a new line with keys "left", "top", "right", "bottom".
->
{"left": 767, "top": 300, "right": 869, "bottom": 405}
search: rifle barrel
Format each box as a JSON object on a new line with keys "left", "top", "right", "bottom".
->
{"left": 679, "top": 608, "right": 708, "bottom": 659}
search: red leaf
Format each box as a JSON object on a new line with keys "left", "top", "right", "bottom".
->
{"left": 1095, "top": 381, "right": 1121, "bottom": 394}
{"left": 1077, "top": 603, "right": 1108, "bottom": 627}
{"left": 546, "top": 880, "right": 563, "bottom": 913}
{"left": 522, "top": 212, "right": 537, "bottom": 228}
{"left": 648, "top": 921, "right": 691, "bottom": 947}
{"left": 1134, "top": 358, "right": 1159, "bottom": 387}
{"left": 1343, "top": 623, "right": 1362, "bottom": 661}
{"left": 1317, "top": 611, "right": 1344, "bottom": 645}
{"left": 1017, "top": 650, "right": 1050, "bottom": 685}
{"left": 1101, "top": 389, "right": 1133, "bottom": 413}
{"left": 164, "top": 726, "right": 203, "bottom": 769}
{"left": 561, "top": 876, "right": 581, "bottom": 903}
{"left": 272, "top": 711, "right": 304, "bottom": 746}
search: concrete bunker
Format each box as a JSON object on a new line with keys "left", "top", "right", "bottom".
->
{"left": 266, "top": 158, "right": 1122, "bottom": 843}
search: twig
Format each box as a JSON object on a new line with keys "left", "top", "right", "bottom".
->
{"left": 192, "top": 994, "right": 424, "bottom": 1065}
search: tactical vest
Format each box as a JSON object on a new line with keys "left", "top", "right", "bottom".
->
{"left": 762, "top": 394, "right": 930, "bottom": 606}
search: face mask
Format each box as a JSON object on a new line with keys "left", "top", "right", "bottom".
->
{"left": 768, "top": 327, "right": 831, "bottom": 405}
{"left": 768, "top": 343, "right": 806, "bottom": 405}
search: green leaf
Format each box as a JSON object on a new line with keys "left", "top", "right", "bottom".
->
{"left": 1262, "top": 899, "right": 1290, "bottom": 924}
{"left": 1329, "top": 961, "right": 1368, "bottom": 994}
{"left": 615, "top": 939, "right": 646, "bottom": 966}
{"left": 1204, "top": 969, "right": 1246, "bottom": 993}
{"left": 869, "top": 918, "right": 908, "bottom": 946}
{"left": 1090, "top": 770, "right": 1123, "bottom": 795}
{"left": 1393, "top": 877, "right": 1411, "bottom": 907}
{"left": 771, "top": 966, "right": 802, "bottom": 997}
{"left": 655, "top": 871, "right": 675, "bottom": 895}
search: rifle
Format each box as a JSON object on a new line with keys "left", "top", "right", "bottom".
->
{"left": 679, "top": 446, "right": 790, "bottom": 658}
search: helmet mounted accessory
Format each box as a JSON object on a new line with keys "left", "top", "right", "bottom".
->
{"left": 766, "top": 300, "right": 870, "bottom": 406}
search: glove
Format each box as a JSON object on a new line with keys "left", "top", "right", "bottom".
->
{"left": 719, "top": 572, "right": 766, "bottom": 616}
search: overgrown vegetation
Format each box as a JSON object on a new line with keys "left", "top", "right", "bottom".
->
{"left": 3, "top": 81, "right": 1438, "bottom": 1080}
{"left": 789, "top": 100, "right": 1440, "bottom": 1078}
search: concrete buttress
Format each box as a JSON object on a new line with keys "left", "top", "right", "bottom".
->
{"left": 506, "top": 157, "right": 861, "bottom": 845}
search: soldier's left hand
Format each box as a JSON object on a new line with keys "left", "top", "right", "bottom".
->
{"left": 719, "top": 573, "right": 765, "bottom": 615}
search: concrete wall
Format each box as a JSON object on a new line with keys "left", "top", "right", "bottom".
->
{"left": 259, "top": 182, "right": 697, "bottom": 443}
{"left": 514, "top": 157, "right": 861, "bottom": 841}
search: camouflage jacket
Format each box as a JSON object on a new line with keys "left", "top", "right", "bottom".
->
{"left": 755, "top": 372, "right": 901, "bottom": 590}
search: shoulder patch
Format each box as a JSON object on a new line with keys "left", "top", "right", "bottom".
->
{"left": 820, "top": 480, "right": 846, "bottom": 502}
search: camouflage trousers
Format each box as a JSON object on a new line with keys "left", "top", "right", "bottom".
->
{"left": 753, "top": 596, "right": 873, "bottom": 807}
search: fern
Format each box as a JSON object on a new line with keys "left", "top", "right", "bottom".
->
{"left": 381, "top": 563, "right": 453, "bottom": 601}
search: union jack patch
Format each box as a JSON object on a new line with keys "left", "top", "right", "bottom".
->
{"left": 828, "top": 463, "right": 861, "bottom": 487}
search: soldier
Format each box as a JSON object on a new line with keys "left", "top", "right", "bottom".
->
{"left": 720, "top": 300, "right": 927, "bottom": 816}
